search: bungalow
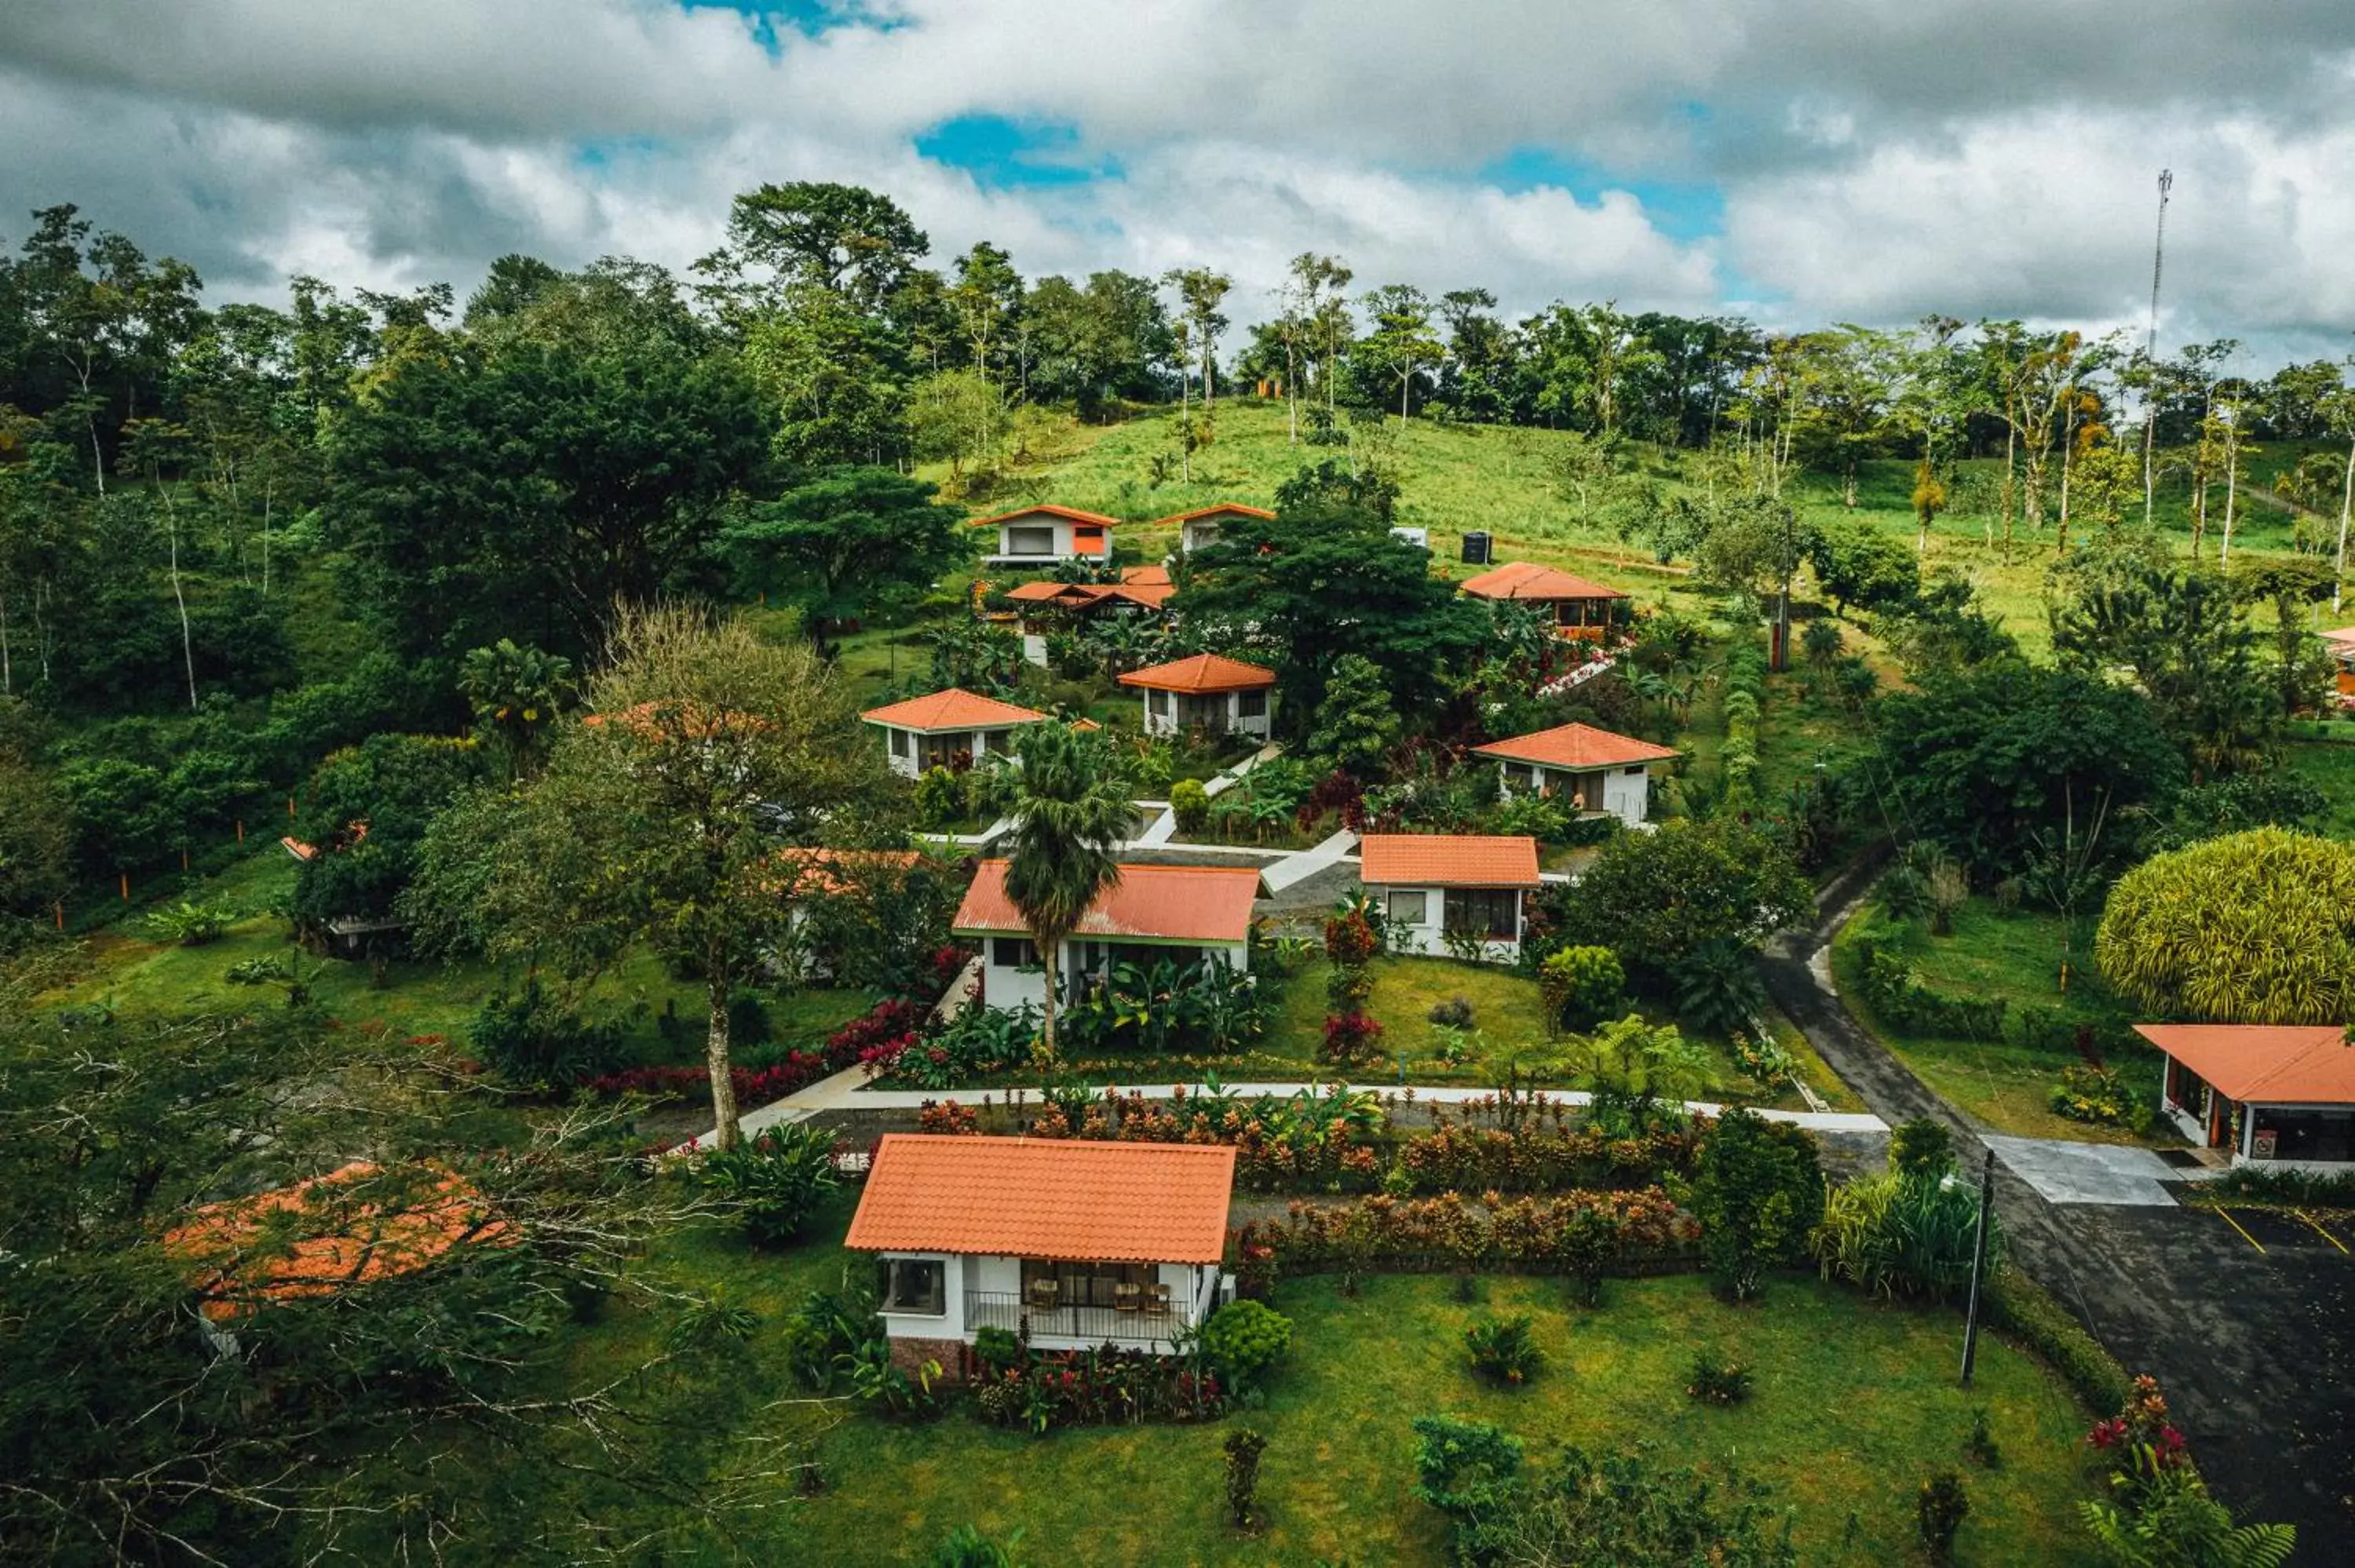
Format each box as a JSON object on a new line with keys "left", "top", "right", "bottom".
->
{"left": 975, "top": 503, "right": 1117, "bottom": 566}
{"left": 1003, "top": 566, "right": 1175, "bottom": 665}
{"left": 848, "top": 1134, "right": 1237, "bottom": 1377}
{"left": 1359, "top": 833, "right": 1541, "bottom": 963}
{"left": 2323, "top": 626, "right": 2355, "bottom": 701}
{"left": 769, "top": 847, "right": 925, "bottom": 979}
{"left": 1473, "top": 721, "right": 1679, "bottom": 826}
{"left": 1460, "top": 560, "right": 1630, "bottom": 640}
{"left": 861, "top": 687, "right": 1049, "bottom": 777}
{"left": 1118, "top": 653, "right": 1276, "bottom": 738}
{"left": 952, "top": 859, "right": 1262, "bottom": 1012}
{"left": 1159, "top": 501, "right": 1275, "bottom": 555}
{"left": 2138, "top": 1023, "right": 2355, "bottom": 1172}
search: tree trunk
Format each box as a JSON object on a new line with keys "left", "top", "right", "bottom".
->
{"left": 2141, "top": 410, "right": 2157, "bottom": 531}
{"left": 2057, "top": 404, "right": 2075, "bottom": 555}
{"left": 261, "top": 481, "right": 273, "bottom": 597}
{"left": 2221, "top": 427, "right": 2239, "bottom": 566}
{"left": 2335, "top": 433, "right": 2354, "bottom": 612}
{"left": 1038, "top": 935, "right": 1061, "bottom": 1063}
{"left": 1285, "top": 338, "right": 1298, "bottom": 445}
{"left": 706, "top": 954, "right": 741, "bottom": 1149}
{"left": 163, "top": 490, "right": 197, "bottom": 712}
{"left": 2000, "top": 421, "right": 2017, "bottom": 562}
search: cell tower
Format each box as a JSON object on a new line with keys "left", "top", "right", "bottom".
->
{"left": 2142, "top": 169, "right": 2173, "bottom": 527}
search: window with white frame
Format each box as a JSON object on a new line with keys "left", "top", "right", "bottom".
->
{"left": 1149, "top": 689, "right": 1170, "bottom": 716}
{"left": 1386, "top": 888, "right": 1429, "bottom": 926}
{"left": 1236, "top": 689, "right": 1267, "bottom": 718}
{"left": 992, "top": 936, "right": 1040, "bottom": 968}
{"left": 889, "top": 729, "right": 909, "bottom": 757}
{"left": 876, "top": 1257, "right": 946, "bottom": 1315}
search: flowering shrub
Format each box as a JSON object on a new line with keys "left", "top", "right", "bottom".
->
{"left": 1463, "top": 1315, "right": 1545, "bottom": 1386}
{"left": 1393, "top": 1122, "right": 1697, "bottom": 1194}
{"left": 1321, "top": 1012, "right": 1384, "bottom": 1065}
{"left": 2050, "top": 1063, "right": 2138, "bottom": 1128}
{"left": 1323, "top": 906, "right": 1380, "bottom": 968}
{"left": 833, "top": 997, "right": 927, "bottom": 1075}
{"left": 969, "top": 1346, "right": 1224, "bottom": 1431}
{"left": 916, "top": 1099, "right": 981, "bottom": 1136}
{"left": 2087, "top": 1375, "right": 2191, "bottom": 1478}
{"left": 1233, "top": 1189, "right": 1699, "bottom": 1278}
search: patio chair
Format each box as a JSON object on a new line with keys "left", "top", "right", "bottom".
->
{"left": 1026, "top": 1278, "right": 1061, "bottom": 1313}
{"left": 1112, "top": 1282, "right": 1143, "bottom": 1313}
{"left": 1146, "top": 1282, "right": 1171, "bottom": 1315}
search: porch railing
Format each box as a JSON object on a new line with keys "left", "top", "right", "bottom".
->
{"left": 964, "top": 1289, "right": 1190, "bottom": 1347}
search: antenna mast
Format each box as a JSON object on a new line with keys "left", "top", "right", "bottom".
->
{"left": 2142, "top": 169, "right": 2173, "bottom": 528}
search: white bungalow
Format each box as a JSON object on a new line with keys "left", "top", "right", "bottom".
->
{"left": 1460, "top": 561, "right": 1630, "bottom": 641}
{"left": 860, "top": 688, "right": 1048, "bottom": 778}
{"left": 974, "top": 504, "right": 1118, "bottom": 567}
{"left": 2139, "top": 1024, "right": 2355, "bottom": 1172}
{"left": 1159, "top": 502, "right": 1275, "bottom": 555}
{"left": 1002, "top": 566, "right": 1174, "bottom": 666}
{"left": 952, "top": 859, "right": 1262, "bottom": 1012}
{"left": 1359, "top": 833, "right": 1541, "bottom": 964}
{"left": 1472, "top": 721, "right": 1679, "bottom": 827}
{"left": 1117, "top": 653, "right": 1276, "bottom": 738}
{"left": 849, "top": 1135, "right": 1238, "bottom": 1379}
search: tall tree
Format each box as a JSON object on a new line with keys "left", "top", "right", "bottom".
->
{"left": 1357, "top": 284, "right": 1445, "bottom": 420}
{"left": 720, "top": 467, "right": 972, "bottom": 653}
{"left": 981, "top": 722, "right": 1128, "bottom": 1063}
{"left": 1163, "top": 267, "right": 1233, "bottom": 413}
{"left": 696, "top": 181, "right": 929, "bottom": 319}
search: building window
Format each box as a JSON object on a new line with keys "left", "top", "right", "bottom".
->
{"left": 1006, "top": 525, "right": 1055, "bottom": 556}
{"left": 1623, "top": 765, "right": 1645, "bottom": 776}
{"left": 992, "top": 936, "right": 1040, "bottom": 968}
{"left": 1443, "top": 888, "right": 1520, "bottom": 940}
{"left": 1503, "top": 763, "right": 1535, "bottom": 789}
{"left": 877, "top": 1257, "right": 946, "bottom": 1315}
{"left": 889, "top": 729, "right": 910, "bottom": 758}
{"left": 1236, "top": 689, "right": 1268, "bottom": 718}
{"left": 1386, "top": 889, "right": 1429, "bottom": 926}
{"left": 1149, "top": 689, "right": 1170, "bottom": 716}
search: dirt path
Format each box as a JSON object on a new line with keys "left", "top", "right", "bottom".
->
{"left": 1760, "top": 856, "right": 2355, "bottom": 1550}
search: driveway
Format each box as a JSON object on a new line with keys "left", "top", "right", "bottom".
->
{"left": 1761, "top": 857, "right": 2355, "bottom": 1550}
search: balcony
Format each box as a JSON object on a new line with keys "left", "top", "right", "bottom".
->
{"left": 964, "top": 1289, "right": 1192, "bottom": 1350}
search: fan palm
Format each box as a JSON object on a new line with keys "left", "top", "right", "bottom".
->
{"left": 991, "top": 723, "right": 1131, "bottom": 1063}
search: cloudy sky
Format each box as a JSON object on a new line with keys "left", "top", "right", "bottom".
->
{"left": 6, "top": 1, "right": 2354, "bottom": 366}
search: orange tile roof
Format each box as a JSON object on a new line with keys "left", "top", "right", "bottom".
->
{"left": 1473, "top": 721, "right": 1681, "bottom": 770}
{"left": 1154, "top": 503, "right": 1276, "bottom": 527}
{"left": 1359, "top": 833, "right": 1541, "bottom": 888}
{"left": 1002, "top": 576, "right": 1173, "bottom": 611}
{"left": 1003, "top": 579, "right": 1098, "bottom": 604}
{"left": 767, "top": 847, "right": 925, "bottom": 899}
{"left": 1117, "top": 652, "right": 1276, "bottom": 694}
{"left": 2321, "top": 626, "right": 2355, "bottom": 648}
{"left": 861, "top": 687, "right": 1050, "bottom": 731}
{"left": 165, "top": 1162, "right": 514, "bottom": 1321}
{"left": 847, "top": 1135, "right": 1237, "bottom": 1264}
{"left": 1460, "top": 560, "right": 1628, "bottom": 602}
{"left": 954, "top": 860, "right": 1263, "bottom": 943}
{"left": 972, "top": 503, "right": 1119, "bottom": 529}
{"left": 1123, "top": 564, "right": 1174, "bottom": 588}
{"left": 2134, "top": 1024, "right": 2355, "bottom": 1104}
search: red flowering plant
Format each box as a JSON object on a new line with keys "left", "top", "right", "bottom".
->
{"left": 2087, "top": 1376, "right": 2192, "bottom": 1485}
{"left": 1320, "top": 1012, "right": 1384, "bottom": 1065}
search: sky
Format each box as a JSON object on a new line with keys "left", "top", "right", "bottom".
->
{"left": 6, "top": 1, "right": 2355, "bottom": 369}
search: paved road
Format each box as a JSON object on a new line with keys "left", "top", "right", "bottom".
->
{"left": 1761, "top": 856, "right": 2355, "bottom": 1549}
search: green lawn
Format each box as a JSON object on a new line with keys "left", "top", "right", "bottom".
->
{"left": 41, "top": 850, "right": 880, "bottom": 1071}
{"left": 569, "top": 1202, "right": 2101, "bottom": 1566}
{"left": 1831, "top": 903, "right": 2163, "bottom": 1145}
{"left": 2283, "top": 725, "right": 2355, "bottom": 838}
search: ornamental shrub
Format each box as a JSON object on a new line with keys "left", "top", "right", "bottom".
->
{"left": 1200, "top": 1300, "right": 1294, "bottom": 1392}
{"left": 915, "top": 765, "right": 967, "bottom": 828}
{"left": 695, "top": 1125, "right": 840, "bottom": 1247}
{"left": 1686, "top": 1351, "right": 1752, "bottom": 1406}
{"left": 2097, "top": 827, "right": 2355, "bottom": 1023}
{"left": 1538, "top": 945, "right": 1623, "bottom": 1035}
{"left": 1693, "top": 1109, "right": 1824, "bottom": 1303}
{"left": 1918, "top": 1471, "right": 1969, "bottom": 1561}
{"left": 1320, "top": 1012, "right": 1383, "bottom": 1064}
{"left": 2050, "top": 1064, "right": 2138, "bottom": 1128}
{"left": 1889, "top": 1116, "right": 1955, "bottom": 1180}
{"left": 1222, "top": 1428, "right": 1268, "bottom": 1528}
{"left": 142, "top": 900, "right": 236, "bottom": 946}
{"left": 470, "top": 978, "right": 628, "bottom": 1085}
{"left": 1170, "top": 777, "right": 1210, "bottom": 836}
{"left": 926, "top": 1524, "right": 1023, "bottom": 1567}
{"left": 1811, "top": 1168, "right": 1995, "bottom": 1304}
{"left": 1463, "top": 1314, "right": 1546, "bottom": 1386}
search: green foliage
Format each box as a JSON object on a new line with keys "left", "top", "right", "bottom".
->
{"left": 989, "top": 721, "right": 1130, "bottom": 1059}
{"left": 1985, "top": 1263, "right": 2134, "bottom": 1416}
{"left": 914, "top": 764, "right": 969, "bottom": 828}
{"left": 2051, "top": 563, "right": 2280, "bottom": 779}
{"left": 1685, "top": 1351, "right": 1753, "bottom": 1406}
{"left": 140, "top": 899, "right": 234, "bottom": 946}
{"left": 1849, "top": 938, "right": 2010, "bottom": 1038}
{"left": 971, "top": 1326, "right": 1024, "bottom": 1377}
{"left": 926, "top": 1523, "right": 1026, "bottom": 1567}
{"left": 1807, "top": 518, "right": 1921, "bottom": 616}
{"left": 458, "top": 639, "right": 573, "bottom": 779}
{"left": 2078, "top": 1466, "right": 2295, "bottom": 1567}
{"left": 1889, "top": 1117, "right": 1955, "bottom": 1180}
{"left": 0, "top": 755, "right": 71, "bottom": 913}
{"left": 781, "top": 1282, "right": 878, "bottom": 1392}
{"left": 1537, "top": 945, "right": 1623, "bottom": 1034}
{"left": 291, "top": 731, "right": 490, "bottom": 932}
{"left": 1966, "top": 1407, "right": 2003, "bottom": 1469}
{"left": 2155, "top": 770, "right": 2326, "bottom": 851}
{"left": 469, "top": 977, "right": 628, "bottom": 1085}
{"left": 1811, "top": 1168, "right": 1995, "bottom": 1304}
{"left": 2050, "top": 1064, "right": 2138, "bottom": 1127}
{"left": 1874, "top": 660, "right": 2183, "bottom": 878}
{"left": 1548, "top": 818, "right": 1812, "bottom": 979}
{"left": 694, "top": 1125, "right": 841, "bottom": 1248}
{"left": 1170, "top": 776, "right": 1210, "bottom": 835}
{"left": 1670, "top": 937, "right": 1765, "bottom": 1036}
{"left": 1305, "top": 653, "right": 1402, "bottom": 778}
{"left": 1693, "top": 1109, "right": 1824, "bottom": 1303}
{"left": 1411, "top": 1414, "right": 1526, "bottom": 1522}
{"left": 1200, "top": 1299, "right": 1294, "bottom": 1392}
{"left": 723, "top": 467, "right": 973, "bottom": 639}
{"left": 1222, "top": 1428, "right": 1269, "bottom": 1529}
{"left": 2098, "top": 827, "right": 2355, "bottom": 1023}
{"left": 1463, "top": 1313, "right": 1546, "bottom": 1385}
{"left": 1918, "top": 1471, "right": 1970, "bottom": 1560}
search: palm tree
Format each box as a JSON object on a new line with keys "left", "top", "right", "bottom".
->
{"left": 991, "top": 723, "right": 1130, "bottom": 1062}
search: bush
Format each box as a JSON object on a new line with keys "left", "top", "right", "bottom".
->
{"left": 915, "top": 765, "right": 967, "bottom": 829}
{"left": 1200, "top": 1300, "right": 1293, "bottom": 1392}
{"left": 926, "top": 1524, "right": 1024, "bottom": 1567}
{"left": 141, "top": 900, "right": 235, "bottom": 946}
{"left": 1889, "top": 1116, "right": 1955, "bottom": 1180}
{"left": 1427, "top": 995, "right": 1477, "bottom": 1030}
{"left": 780, "top": 1283, "right": 877, "bottom": 1392}
{"left": 1693, "top": 1109, "right": 1824, "bottom": 1302}
{"left": 972, "top": 1326, "right": 1024, "bottom": 1377}
{"left": 1320, "top": 1011, "right": 1383, "bottom": 1064}
{"left": 1686, "top": 1351, "right": 1752, "bottom": 1406}
{"left": 2050, "top": 1063, "right": 2138, "bottom": 1127}
{"left": 2098, "top": 827, "right": 2355, "bottom": 1024}
{"left": 469, "top": 979, "right": 628, "bottom": 1085}
{"left": 1463, "top": 1314, "right": 1546, "bottom": 1386}
{"left": 1984, "top": 1263, "right": 2132, "bottom": 1415}
{"left": 1918, "top": 1471, "right": 1969, "bottom": 1560}
{"left": 1670, "top": 937, "right": 1765, "bottom": 1036}
{"left": 1812, "top": 1169, "right": 1995, "bottom": 1304}
{"left": 1222, "top": 1428, "right": 1268, "bottom": 1529}
{"left": 1537, "top": 945, "right": 1623, "bottom": 1034}
{"left": 1170, "top": 777, "right": 1210, "bottom": 836}
{"left": 693, "top": 1125, "right": 841, "bottom": 1247}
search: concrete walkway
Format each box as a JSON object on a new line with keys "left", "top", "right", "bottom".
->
{"left": 701, "top": 1072, "right": 1885, "bottom": 1147}
{"left": 1261, "top": 828, "right": 1360, "bottom": 892}
{"left": 1980, "top": 1135, "right": 2198, "bottom": 1207}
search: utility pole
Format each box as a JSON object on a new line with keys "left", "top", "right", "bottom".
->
{"left": 2141, "top": 169, "right": 2174, "bottom": 531}
{"left": 1959, "top": 1147, "right": 1996, "bottom": 1387}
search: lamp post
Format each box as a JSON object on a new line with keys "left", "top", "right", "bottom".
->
{"left": 1959, "top": 1147, "right": 1995, "bottom": 1387}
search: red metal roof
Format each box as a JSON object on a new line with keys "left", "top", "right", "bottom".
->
{"left": 2135, "top": 1024, "right": 2355, "bottom": 1104}
{"left": 1460, "top": 560, "right": 1628, "bottom": 602}
{"left": 954, "top": 860, "right": 1263, "bottom": 943}
{"left": 860, "top": 687, "right": 1050, "bottom": 731}
{"left": 1359, "top": 833, "right": 1542, "bottom": 888}
{"left": 847, "top": 1135, "right": 1237, "bottom": 1264}
{"left": 1473, "top": 721, "right": 1681, "bottom": 770}
{"left": 972, "top": 503, "right": 1119, "bottom": 529}
{"left": 1117, "top": 653, "right": 1276, "bottom": 694}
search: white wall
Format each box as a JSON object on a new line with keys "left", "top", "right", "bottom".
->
{"left": 1497, "top": 760, "right": 1654, "bottom": 826}
{"left": 973, "top": 938, "right": 1249, "bottom": 1014}
{"left": 876, "top": 1253, "right": 965, "bottom": 1340}
{"left": 1370, "top": 883, "right": 1521, "bottom": 964}
{"left": 1138, "top": 690, "right": 1272, "bottom": 738}
{"left": 992, "top": 520, "right": 1112, "bottom": 562}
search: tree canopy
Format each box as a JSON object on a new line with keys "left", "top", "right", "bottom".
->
{"left": 721, "top": 466, "right": 970, "bottom": 646}
{"left": 2098, "top": 827, "right": 2355, "bottom": 1023}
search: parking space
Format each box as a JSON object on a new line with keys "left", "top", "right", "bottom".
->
{"left": 2203, "top": 1202, "right": 2355, "bottom": 1257}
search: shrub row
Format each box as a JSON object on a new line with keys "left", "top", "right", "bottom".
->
{"left": 1232, "top": 1190, "right": 1700, "bottom": 1284}
{"left": 1850, "top": 941, "right": 2007, "bottom": 1039}
{"left": 580, "top": 997, "right": 925, "bottom": 1110}
{"left": 1984, "top": 1262, "right": 2134, "bottom": 1416}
